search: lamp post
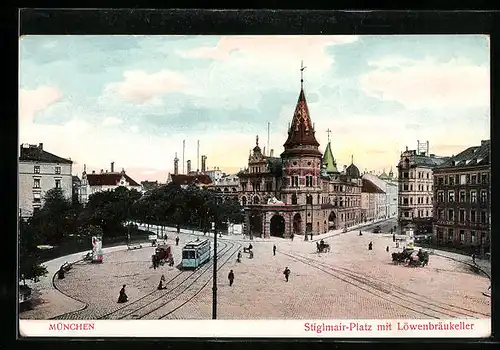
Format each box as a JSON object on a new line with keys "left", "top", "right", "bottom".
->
{"left": 212, "top": 206, "right": 218, "bottom": 319}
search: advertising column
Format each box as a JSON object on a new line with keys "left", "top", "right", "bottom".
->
{"left": 92, "top": 236, "right": 103, "bottom": 263}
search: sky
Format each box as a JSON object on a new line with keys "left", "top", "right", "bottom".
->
{"left": 19, "top": 35, "right": 490, "bottom": 182}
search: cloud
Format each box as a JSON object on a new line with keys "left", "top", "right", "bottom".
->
{"left": 361, "top": 57, "right": 489, "bottom": 109}
{"left": 104, "top": 69, "right": 192, "bottom": 104}
{"left": 102, "top": 117, "right": 123, "bottom": 126}
{"left": 19, "top": 86, "right": 63, "bottom": 124}
{"left": 129, "top": 125, "right": 139, "bottom": 133}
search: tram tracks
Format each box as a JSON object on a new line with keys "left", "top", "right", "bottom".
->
{"left": 116, "top": 241, "right": 240, "bottom": 320}
{"left": 280, "top": 251, "right": 490, "bottom": 319}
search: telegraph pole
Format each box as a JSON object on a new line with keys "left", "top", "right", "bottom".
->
{"left": 212, "top": 217, "right": 218, "bottom": 319}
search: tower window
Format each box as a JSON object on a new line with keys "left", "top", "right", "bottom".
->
{"left": 305, "top": 175, "right": 313, "bottom": 187}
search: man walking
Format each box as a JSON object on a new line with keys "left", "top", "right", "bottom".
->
{"left": 228, "top": 269, "right": 235, "bottom": 286}
{"left": 283, "top": 267, "right": 291, "bottom": 282}
{"left": 175, "top": 236, "right": 180, "bottom": 246}
{"left": 273, "top": 245, "right": 277, "bottom": 256}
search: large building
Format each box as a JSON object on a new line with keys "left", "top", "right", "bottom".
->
{"left": 433, "top": 140, "right": 490, "bottom": 254}
{"left": 79, "top": 162, "right": 142, "bottom": 204}
{"left": 378, "top": 169, "right": 398, "bottom": 218}
{"left": 18, "top": 143, "right": 73, "bottom": 217}
{"left": 361, "top": 173, "right": 387, "bottom": 222}
{"left": 236, "top": 80, "right": 362, "bottom": 238}
{"left": 397, "top": 143, "right": 449, "bottom": 233}
{"left": 208, "top": 173, "right": 240, "bottom": 202}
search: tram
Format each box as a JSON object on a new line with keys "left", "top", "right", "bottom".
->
{"left": 182, "top": 239, "right": 211, "bottom": 269}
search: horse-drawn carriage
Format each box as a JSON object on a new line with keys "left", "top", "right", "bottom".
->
{"left": 316, "top": 240, "right": 330, "bottom": 253}
{"left": 392, "top": 248, "right": 429, "bottom": 267}
{"left": 152, "top": 244, "right": 173, "bottom": 267}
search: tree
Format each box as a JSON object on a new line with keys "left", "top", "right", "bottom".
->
{"left": 19, "top": 218, "right": 48, "bottom": 284}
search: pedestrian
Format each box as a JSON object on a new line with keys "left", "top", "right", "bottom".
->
{"left": 283, "top": 267, "right": 291, "bottom": 282}
{"left": 393, "top": 233, "right": 395, "bottom": 242}
{"left": 175, "top": 236, "right": 179, "bottom": 246}
{"left": 472, "top": 253, "right": 476, "bottom": 265}
{"left": 158, "top": 275, "right": 166, "bottom": 290}
{"left": 291, "top": 233, "right": 294, "bottom": 241}
{"left": 359, "top": 230, "right": 362, "bottom": 236}
{"left": 169, "top": 257, "right": 175, "bottom": 267}
{"left": 249, "top": 250, "right": 254, "bottom": 259}
{"left": 368, "top": 241, "right": 373, "bottom": 251}
{"left": 228, "top": 269, "right": 234, "bottom": 286}
{"left": 386, "top": 246, "right": 389, "bottom": 252}
{"left": 273, "top": 245, "right": 277, "bottom": 256}
{"left": 118, "top": 285, "right": 128, "bottom": 303}
{"left": 237, "top": 251, "right": 242, "bottom": 263}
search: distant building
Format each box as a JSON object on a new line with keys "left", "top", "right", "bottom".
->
{"left": 18, "top": 143, "right": 73, "bottom": 217}
{"left": 208, "top": 174, "right": 240, "bottom": 202}
{"left": 168, "top": 174, "right": 213, "bottom": 189}
{"left": 79, "top": 162, "right": 141, "bottom": 204}
{"left": 397, "top": 142, "right": 449, "bottom": 233}
{"left": 205, "top": 167, "right": 224, "bottom": 182}
{"left": 378, "top": 168, "right": 398, "bottom": 218}
{"left": 72, "top": 175, "right": 81, "bottom": 202}
{"left": 141, "top": 180, "right": 159, "bottom": 194}
{"left": 433, "top": 140, "right": 490, "bottom": 254}
{"left": 361, "top": 175, "right": 386, "bottom": 222}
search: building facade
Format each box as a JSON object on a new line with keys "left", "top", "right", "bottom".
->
{"left": 361, "top": 174, "right": 386, "bottom": 222}
{"left": 433, "top": 140, "right": 490, "bottom": 254}
{"left": 209, "top": 173, "right": 241, "bottom": 202}
{"left": 378, "top": 169, "right": 398, "bottom": 218}
{"left": 397, "top": 146, "right": 449, "bottom": 233}
{"left": 79, "top": 162, "right": 142, "bottom": 204}
{"left": 18, "top": 143, "right": 73, "bottom": 217}
{"left": 236, "top": 81, "right": 362, "bottom": 238}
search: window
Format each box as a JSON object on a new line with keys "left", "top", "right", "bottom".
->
{"left": 241, "top": 197, "right": 247, "bottom": 206}
{"left": 403, "top": 198, "right": 408, "bottom": 205}
{"left": 410, "top": 185, "right": 413, "bottom": 191}
{"left": 403, "top": 184, "right": 409, "bottom": 191}
{"left": 306, "top": 195, "right": 313, "bottom": 205}
{"left": 471, "top": 175, "right": 477, "bottom": 184}
{"left": 182, "top": 250, "right": 195, "bottom": 259}
{"left": 426, "top": 197, "right": 429, "bottom": 204}
{"left": 481, "top": 173, "right": 488, "bottom": 184}
{"left": 449, "top": 176, "right": 455, "bottom": 185}
{"left": 291, "top": 194, "right": 297, "bottom": 205}
{"left": 448, "top": 191, "right": 455, "bottom": 202}
{"left": 480, "top": 190, "right": 487, "bottom": 203}
{"left": 55, "top": 166, "right": 61, "bottom": 175}
{"left": 444, "top": 176, "right": 448, "bottom": 185}
{"left": 305, "top": 175, "right": 313, "bottom": 187}
{"left": 447, "top": 209, "right": 454, "bottom": 221}
{"left": 481, "top": 211, "right": 487, "bottom": 224}
{"left": 471, "top": 232, "right": 476, "bottom": 244}
{"left": 292, "top": 176, "right": 299, "bottom": 187}
{"left": 447, "top": 228, "right": 454, "bottom": 242}
{"left": 459, "top": 191, "right": 466, "bottom": 202}
{"left": 253, "top": 196, "right": 260, "bottom": 204}
{"left": 460, "top": 230, "right": 465, "bottom": 242}
{"left": 425, "top": 210, "right": 429, "bottom": 217}
{"left": 481, "top": 232, "right": 487, "bottom": 244}
{"left": 33, "top": 207, "right": 40, "bottom": 215}
{"left": 403, "top": 172, "right": 409, "bottom": 179}
{"left": 437, "top": 191, "right": 444, "bottom": 203}
{"left": 33, "top": 193, "right": 41, "bottom": 203}
{"left": 34, "top": 165, "right": 40, "bottom": 174}
{"left": 410, "top": 197, "right": 413, "bottom": 205}
{"left": 33, "top": 179, "right": 40, "bottom": 188}
{"left": 459, "top": 210, "right": 465, "bottom": 222}
{"left": 426, "top": 185, "right": 429, "bottom": 191}
{"left": 404, "top": 211, "right": 409, "bottom": 218}
{"left": 471, "top": 210, "right": 476, "bottom": 223}
{"left": 438, "top": 209, "right": 444, "bottom": 220}
{"left": 470, "top": 190, "right": 477, "bottom": 203}
{"left": 426, "top": 173, "right": 429, "bottom": 179}
{"left": 241, "top": 182, "right": 247, "bottom": 191}
{"left": 438, "top": 177, "right": 444, "bottom": 185}
{"left": 460, "top": 174, "right": 466, "bottom": 185}
{"left": 266, "top": 182, "right": 273, "bottom": 192}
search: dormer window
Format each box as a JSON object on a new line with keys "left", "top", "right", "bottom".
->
{"left": 55, "top": 166, "right": 61, "bottom": 175}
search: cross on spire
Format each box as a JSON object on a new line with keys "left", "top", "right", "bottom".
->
{"left": 326, "top": 128, "right": 332, "bottom": 143}
{"left": 300, "top": 60, "right": 307, "bottom": 89}
{"left": 351, "top": 155, "right": 354, "bottom": 164}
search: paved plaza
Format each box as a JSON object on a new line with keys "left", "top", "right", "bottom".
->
{"left": 20, "top": 220, "right": 490, "bottom": 320}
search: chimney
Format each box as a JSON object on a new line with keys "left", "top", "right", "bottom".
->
{"left": 111, "top": 162, "right": 115, "bottom": 172}
{"left": 101, "top": 169, "right": 104, "bottom": 174}
{"left": 92, "top": 170, "right": 95, "bottom": 174}
{"left": 39, "top": 143, "right": 43, "bottom": 150}
{"left": 174, "top": 153, "right": 179, "bottom": 175}
{"left": 201, "top": 155, "right": 207, "bottom": 173}
{"left": 187, "top": 160, "right": 192, "bottom": 173}
{"left": 270, "top": 149, "right": 274, "bottom": 157}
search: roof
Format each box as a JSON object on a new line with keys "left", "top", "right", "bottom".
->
{"left": 170, "top": 174, "right": 213, "bottom": 186}
{"left": 72, "top": 175, "right": 81, "bottom": 183}
{"left": 435, "top": 140, "right": 490, "bottom": 170}
{"left": 19, "top": 145, "right": 72, "bottom": 164}
{"left": 86, "top": 172, "right": 140, "bottom": 187}
{"left": 362, "top": 178, "right": 385, "bottom": 194}
{"left": 141, "top": 180, "right": 159, "bottom": 191}
{"left": 266, "top": 157, "right": 283, "bottom": 175}
{"left": 322, "top": 142, "right": 339, "bottom": 173}
{"left": 282, "top": 88, "right": 322, "bottom": 157}
{"left": 399, "top": 151, "right": 449, "bottom": 168}
{"left": 346, "top": 163, "right": 361, "bottom": 178}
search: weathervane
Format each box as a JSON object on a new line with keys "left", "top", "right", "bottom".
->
{"left": 300, "top": 60, "right": 307, "bottom": 89}
{"left": 326, "top": 128, "right": 332, "bottom": 143}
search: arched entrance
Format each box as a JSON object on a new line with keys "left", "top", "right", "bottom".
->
{"left": 293, "top": 213, "right": 302, "bottom": 235}
{"left": 328, "top": 211, "right": 337, "bottom": 230}
{"left": 270, "top": 215, "right": 285, "bottom": 237}
{"left": 249, "top": 213, "right": 263, "bottom": 237}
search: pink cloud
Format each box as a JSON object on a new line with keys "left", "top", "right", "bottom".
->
{"left": 19, "top": 86, "right": 63, "bottom": 124}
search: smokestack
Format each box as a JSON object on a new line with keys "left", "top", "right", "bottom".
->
{"left": 182, "top": 140, "right": 185, "bottom": 174}
{"left": 197, "top": 140, "right": 200, "bottom": 173}
{"left": 270, "top": 149, "right": 274, "bottom": 157}
{"left": 111, "top": 161, "right": 115, "bottom": 172}
{"left": 174, "top": 152, "right": 179, "bottom": 175}
{"left": 92, "top": 170, "right": 95, "bottom": 174}
{"left": 267, "top": 122, "right": 270, "bottom": 157}
{"left": 263, "top": 147, "right": 266, "bottom": 157}
{"left": 38, "top": 143, "right": 43, "bottom": 150}
{"left": 201, "top": 155, "right": 207, "bottom": 173}
{"left": 187, "top": 160, "right": 192, "bottom": 174}
{"left": 83, "top": 164, "right": 86, "bottom": 173}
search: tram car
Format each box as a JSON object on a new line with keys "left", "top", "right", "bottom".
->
{"left": 182, "top": 239, "right": 211, "bottom": 269}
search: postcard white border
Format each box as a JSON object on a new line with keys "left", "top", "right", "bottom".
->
{"left": 19, "top": 319, "right": 491, "bottom": 338}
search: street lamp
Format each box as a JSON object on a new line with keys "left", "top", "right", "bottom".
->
{"left": 210, "top": 202, "right": 218, "bottom": 320}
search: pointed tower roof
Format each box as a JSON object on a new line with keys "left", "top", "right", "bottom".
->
{"left": 322, "top": 142, "right": 339, "bottom": 173}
